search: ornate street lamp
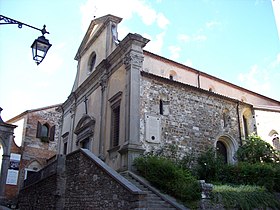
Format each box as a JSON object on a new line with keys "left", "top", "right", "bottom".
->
{"left": 0, "top": 15, "right": 52, "bottom": 65}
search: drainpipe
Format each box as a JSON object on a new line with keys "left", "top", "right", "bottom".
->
{"left": 57, "top": 105, "right": 64, "bottom": 155}
{"left": 70, "top": 93, "right": 77, "bottom": 152}
{"left": 236, "top": 102, "right": 242, "bottom": 146}
{"left": 99, "top": 84, "right": 105, "bottom": 160}
{"left": 197, "top": 72, "right": 201, "bottom": 88}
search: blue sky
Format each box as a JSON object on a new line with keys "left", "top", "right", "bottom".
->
{"left": 0, "top": 0, "right": 279, "bottom": 121}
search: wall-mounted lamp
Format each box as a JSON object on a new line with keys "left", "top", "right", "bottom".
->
{"left": 0, "top": 15, "right": 52, "bottom": 65}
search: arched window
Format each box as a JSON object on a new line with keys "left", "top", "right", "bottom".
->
{"left": 269, "top": 130, "right": 280, "bottom": 150}
{"left": 272, "top": 136, "right": 280, "bottom": 150}
{"left": 243, "top": 115, "right": 249, "bottom": 138}
{"left": 88, "top": 52, "right": 97, "bottom": 73}
{"left": 222, "top": 109, "right": 230, "bottom": 128}
{"left": 36, "top": 122, "right": 55, "bottom": 142}
{"left": 241, "top": 96, "right": 247, "bottom": 102}
{"left": 41, "top": 124, "right": 49, "bottom": 138}
{"left": 208, "top": 85, "right": 215, "bottom": 92}
{"left": 242, "top": 109, "right": 252, "bottom": 139}
{"left": 169, "top": 70, "right": 177, "bottom": 81}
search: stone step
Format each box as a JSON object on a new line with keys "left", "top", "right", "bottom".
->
{"left": 121, "top": 172, "right": 178, "bottom": 210}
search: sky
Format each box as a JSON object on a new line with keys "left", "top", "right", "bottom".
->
{"left": 0, "top": 0, "right": 279, "bottom": 121}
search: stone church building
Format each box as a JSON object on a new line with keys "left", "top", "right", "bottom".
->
{"left": 4, "top": 13, "right": 278, "bottom": 209}
{"left": 59, "top": 14, "right": 280, "bottom": 172}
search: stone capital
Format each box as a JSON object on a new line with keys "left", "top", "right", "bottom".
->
{"left": 123, "top": 51, "right": 144, "bottom": 70}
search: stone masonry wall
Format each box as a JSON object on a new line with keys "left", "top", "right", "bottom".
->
{"left": 140, "top": 72, "right": 244, "bottom": 159}
{"left": 18, "top": 106, "right": 62, "bottom": 190}
{"left": 64, "top": 150, "right": 145, "bottom": 210}
{"left": 18, "top": 174, "right": 59, "bottom": 210}
{"left": 18, "top": 149, "right": 146, "bottom": 210}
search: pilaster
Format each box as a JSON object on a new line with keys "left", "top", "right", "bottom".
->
{"left": 119, "top": 34, "right": 149, "bottom": 171}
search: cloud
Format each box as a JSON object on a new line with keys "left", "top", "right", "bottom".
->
{"left": 272, "top": 0, "right": 280, "bottom": 40}
{"left": 168, "top": 45, "right": 181, "bottom": 60}
{"left": 206, "top": 20, "right": 221, "bottom": 29}
{"left": 143, "top": 32, "right": 165, "bottom": 54}
{"left": 270, "top": 52, "right": 280, "bottom": 68}
{"left": 178, "top": 34, "right": 191, "bottom": 42}
{"left": 80, "top": 0, "right": 170, "bottom": 32}
{"left": 178, "top": 33, "right": 207, "bottom": 42}
{"left": 184, "top": 59, "right": 193, "bottom": 67}
{"left": 156, "top": 12, "right": 170, "bottom": 29}
{"left": 192, "top": 34, "right": 207, "bottom": 41}
{"left": 39, "top": 45, "right": 64, "bottom": 75}
{"left": 238, "top": 64, "right": 271, "bottom": 95}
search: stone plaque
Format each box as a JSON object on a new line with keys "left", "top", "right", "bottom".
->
{"left": 145, "top": 114, "right": 161, "bottom": 143}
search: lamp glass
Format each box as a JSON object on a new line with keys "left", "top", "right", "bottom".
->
{"left": 31, "top": 36, "right": 52, "bottom": 65}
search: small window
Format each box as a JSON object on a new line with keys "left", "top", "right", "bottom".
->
{"left": 159, "top": 100, "right": 163, "bottom": 115}
{"left": 41, "top": 125, "right": 49, "bottom": 137}
{"left": 169, "top": 75, "right": 174, "bottom": 80}
{"left": 62, "top": 132, "right": 69, "bottom": 155}
{"left": 109, "top": 91, "right": 122, "bottom": 148}
{"left": 241, "top": 96, "right": 247, "bottom": 102}
{"left": 271, "top": 132, "right": 280, "bottom": 150}
{"left": 208, "top": 86, "right": 215, "bottom": 92}
{"left": 222, "top": 109, "right": 230, "bottom": 128}
{"left": 63, "top": 142, "right": 68, "bottom": 155}
{"left": 169, "top": 70, "right": 177, "bottom": 81}
{"left": 88, "top": 52, "right": 97, "bottom": 73}
{"left": 36, "top": 122, "right": 55, "bottom": 142}
{"left": 272, "top": 137, "right": 280, "bottom": 150}
{"left": 111, "top": 105, "right": 120, "bottom": 147}
{"left": 159, "top": 99, "right": 169, "bottom": 115}
{"left": 243, "top": 115, "right": 249, "bottom": 138}
{"left": 81, "top": 138, "right": 90, "bottom": 149}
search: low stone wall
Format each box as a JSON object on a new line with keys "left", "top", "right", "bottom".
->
{"left": 18, "top": 155, "right": 65, "bottom": 210}
{"left": 65, "top": 149, "right": 146, "bottom": 210}
{"left": 18, "top": 174, "right": 59, "bottom": 210}
{"left": 18, "top": 149, "right": 146, "bottom": 210}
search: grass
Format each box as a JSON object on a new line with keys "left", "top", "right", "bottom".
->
{"left": 211, "top": 185, "right": 280, "bottom": 210}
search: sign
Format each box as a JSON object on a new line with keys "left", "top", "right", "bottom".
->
{"left": 145, "top": 114, "right": 161, "bottom": 143}
{"left": 6, "top": 153, "right": 21, "bottom": 185}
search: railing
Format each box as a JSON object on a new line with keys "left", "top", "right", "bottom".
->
{"left": 23, "top": 159, "right": 58, "bottom": 187}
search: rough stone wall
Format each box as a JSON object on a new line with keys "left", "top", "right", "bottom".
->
{"left": 65, "top": 150, "right": 145, "bottom": 210}
{"left": 140, "top": 73, "right": 243, "bottom": 158}
{"left": 18, "top": 174, "right": 58, "bottom": 210}
{"left": 24, "top": 107, "right": 62, "bottom": 152}
{"left": 18, "top": 107, "right": 62, "bottom": 190}
{"left": 18, "top": 150, "right": 146, "bottom": 210}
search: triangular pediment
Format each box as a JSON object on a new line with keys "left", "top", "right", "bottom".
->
{"left": 74, "top": 14, "right": 122, "bottom": 60}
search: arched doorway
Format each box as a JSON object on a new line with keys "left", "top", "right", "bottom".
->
{"left": 216, "top": 141, "right": 227, "bottom": 163}
{"left": 216, "top": 135, "right": 238, "bottom": 164}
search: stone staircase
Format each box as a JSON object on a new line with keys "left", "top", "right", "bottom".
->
{"left": 120, "top": 171, "right": 188, "bottom": 210}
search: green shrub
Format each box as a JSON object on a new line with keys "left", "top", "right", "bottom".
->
{"left": 212, "top": 185, "right": 280, "bottom": 210}
{"left": 216, "top": 162, "right": 280, "bottom": 192}
{"left": 134, "top": 155, "right": 201, "bottom": 202}
{"left": 194, "top": 148, "right": 224, "bottom": 182}
{"left": 236, "top": 133, "right": 279, "bottom": 163}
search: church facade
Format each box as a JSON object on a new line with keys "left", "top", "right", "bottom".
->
{"left": 59, "top": 14, "right": 280, "bottom": 172}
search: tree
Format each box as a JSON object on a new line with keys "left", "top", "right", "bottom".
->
{"left": 236, "top": 133, "right": 280, "bottom": 163}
